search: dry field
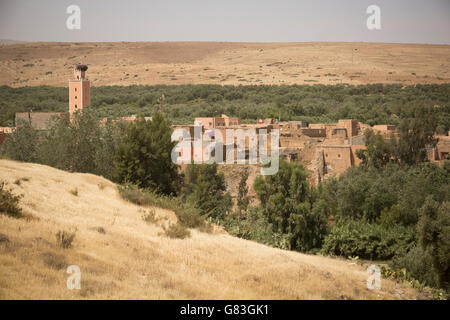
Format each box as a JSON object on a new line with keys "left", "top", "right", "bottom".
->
{"left": 0, "top": 159, "right": 431, "bottom": 300}
{"left": 0, "top": 41, "right": 449, "bottom": 87}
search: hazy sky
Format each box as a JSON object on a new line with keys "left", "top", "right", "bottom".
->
{"left": 0, "top": 0, "right": 449, "bottom": 44}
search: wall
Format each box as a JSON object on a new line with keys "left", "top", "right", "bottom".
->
{"left": 321, "top": 145, "right": 352, "bottom": 175}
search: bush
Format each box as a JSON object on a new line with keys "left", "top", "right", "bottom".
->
{"left": 118, "top": 184, "right": 209, "bottom": 231}
{"left": 222, "top": 206, "right": 290, "bottom": 250}
{"left": 321, "top": 220, "right": 416, "bottom": 260}
{"left": 56, "top": 230, "right": 76, "bottom": 249}
{"left": 417, "top": 198, "right": 450, "bottom": 290}
{"left": 0, "top": 181, "right": 23, "bottom": 218}
{"left": 390, "top": 246, "right": 437, "bottom": 288}
{"left": 142, "top": 209, "right": 158, "bottom": 224}
{"left": 69, "top": 188, "right": 78, "bottom": 196}
{"left": 0, "top": 120, "right": 41, "bottom": 162}
{"left": 164, "top": 223, "right": 191, "bottom": 239}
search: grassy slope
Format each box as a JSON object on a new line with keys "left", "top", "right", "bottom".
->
{"left": 0, "top": 159, "right": 427, "bottom": 299}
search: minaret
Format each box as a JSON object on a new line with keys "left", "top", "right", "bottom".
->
{"left": 69, "top": 65, "right": 90, "bottom": 120}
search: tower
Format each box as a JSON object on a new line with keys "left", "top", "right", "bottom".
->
{"left": 69, "top": 65, "right": 90, "bottom": 119}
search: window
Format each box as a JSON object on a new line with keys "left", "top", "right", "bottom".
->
{"left": 75, "top": 96, "right": 77, "bottom": 99}
{"left": 338, "top": 154, "right": 341, "bottom": 158}
{"left": 75, "top": 88, "right": 77, "bottom": 92}
{"left": 75, "top": 105, "right": 77, "bottom": 109}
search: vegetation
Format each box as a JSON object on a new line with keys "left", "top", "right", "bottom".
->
{"left": 115, "top": 112, "right": 179, "bottom": 195}
{"left": 163, "top": 223, "right": 191, "bottom": 239}
{"left": 181, "top": 163, "right": 232, "bottom": 220}
{"left": 0, "top": 181, "right": 23, "bottom": 218}
{"left": 357, "top": 105, "right": 439, "bottom": 168}
{"left": 321, "top": 220, "right": 416, "bottom": 260}
{"left": 56, "top": 230, "right": 76, "bottom": 249}
{"left": 417, "top": 197, "right": 450, "bottom": 290}
{"left": 1, "top": 109, "right": 126, "bottom": 180}
{"left": 236, "top": 169, "right": 250, "bottom": 218}
{"left": 1, "top": 84, "right": 449, "bottom": 132}
{"left": 118, "top": 184, "right": 210, "bottom": 232}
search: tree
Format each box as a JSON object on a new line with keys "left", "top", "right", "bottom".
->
{"left": 357, "top": 106, "right": 439, "bottom": 168}
{"left": 182, "top": 163, "right": 232, "bottom": 219}
{"left": 0, "top": 119, "right": 40, "bottom": 162}
{"left": 254, "top": 159, "right": 327, "bottom": 252}
{"left": 394, "top": 105, "right": 438, "bottom": 166}
{"left": 237, "top": 168, "right": 250, "bottom": 218}
{"left": 418, "top": 197, "right": 450, "bottom": 290}
{"left": 115, "top": 112, "right": 180, "bottom": 195}
{"left": 356, "top": 129, "right": 393, "bottom": 169}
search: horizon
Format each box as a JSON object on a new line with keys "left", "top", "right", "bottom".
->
{"left": 2, "top": 40, "right": 450, "bottom": 46}
{"left": 1, "top": 0, "right": 449, "bottom": 44}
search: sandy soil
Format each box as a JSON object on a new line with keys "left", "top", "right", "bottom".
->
{"left": 0, "top": 42, "right": 449, "bottom": 87}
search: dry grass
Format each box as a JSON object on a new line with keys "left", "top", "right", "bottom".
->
{"left": 1, "top": 42, "right": 449, "bottom": 87}
{"left": 0, "top": 159, "right": 431, "bottom": 299}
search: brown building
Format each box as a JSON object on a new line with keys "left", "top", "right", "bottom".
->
{"left": 194, "top": 114, "right": 240, "bottom": 129}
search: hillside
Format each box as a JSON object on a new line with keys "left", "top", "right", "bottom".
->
{"left": 1, "top": 42, "right": 449, "bottom": 87}
{"left": 0, "top": 159, "right": 429, "bottom": 299}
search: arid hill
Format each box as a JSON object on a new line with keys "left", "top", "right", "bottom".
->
{"left": 0, "top": 159, "right": 430, "bottom": 299}
{"left": 0, "top": 42, "right": 449, "bottom": 87}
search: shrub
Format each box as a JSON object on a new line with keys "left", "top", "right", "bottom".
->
{"left": 118, "top": 184, "right": 209, "bottom": 231}
{"left": 390, "top": 246, "right": 437, "bottom": 288}
{"left": 96, "top": 226, "right": 106, "bottom": 234}
{"left": 321, "top": 220, "right": 416, "bottom": 260}
{"left": 142, "top": 209, "right": 158, "bottom": 224}
{"left": 164, "top": 223, "right": 191, "bottom": 239}
{"left": 69, "top": 188, "right": 78, "bottom": 196}
{"left": 0, "top": 120, "right": 41, "bottom": 162}
{"left": 41, "top": 251, "right": 67, "bottom": 270}
{"left": 0, "top": 181, "right": 23, "bottom": 218}
{"left": 223, "top": 207, "right": 290, "bottom": 250}
{"left": 417, "top": 198, "right": 450, "bottom": 290}
{"left": 56, "top": 230, "right": 76, "bottom": 249}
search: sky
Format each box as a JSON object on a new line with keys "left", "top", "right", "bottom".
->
{"left": 0, "top": 0, "right": 449, "bottom": 44}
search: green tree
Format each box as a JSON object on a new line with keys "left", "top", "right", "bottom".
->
{"left": 41, "top": 110, "right": 103, "bottom": 173}
{"left": 356, "top": 129, "right": 393, "bottom": 169}
{"left": 237, "top": 168, "right": 250, "bottom": 218}
{"left": 418, "top": 197, "right": 450, "bottom": 290}
{"left": 0, "top": 119, "right": 40, "bottom": 162}
{"left": 254, "top": 159, "right": 327, "bottom": 252}
{"left": 182, "top": 163, "right": 232, "bottom": 219}
{"left": 115, "top": 112, "right": 180, "bottom": 195}
{"left": 394, "top": 105, "right": 438, "bottom": 166}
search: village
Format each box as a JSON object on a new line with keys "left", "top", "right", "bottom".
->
{"left": 1, "top": 65, "right": 449, "bottom": 185}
